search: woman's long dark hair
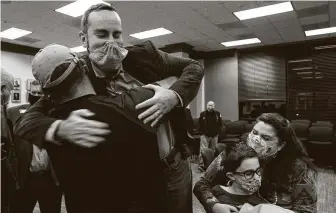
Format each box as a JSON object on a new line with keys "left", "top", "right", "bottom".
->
{"left": 245, "top": 113, "right": 316, "bottom": 193}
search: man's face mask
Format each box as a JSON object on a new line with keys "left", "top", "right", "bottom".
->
{"left": 89, "top": 41, "right": 128, "bottom": 74}
{"left": 247, "top": 133, "right": 278, "bottom": 160}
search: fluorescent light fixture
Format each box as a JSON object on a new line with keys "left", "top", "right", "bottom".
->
{"left": 0, "top": 27, "right": 32, "bottom": 40}
{"left": 234, "top": 1, "right": 293, "bottom": 20}
{"left": 296, "top": 71, "right": 313, "bottom": 75}
{"left": 288, "top": 59, "right": 312, "bottom": 63}
{"left": 292, "top": 67, "right": 313, "bottom": 71}
{"left": 315, "top": 44, "right": 336, "bottom": 50}
{"left": 55, "top": 0, "right": 110, "bottom": 17}
{"left": 130, "top": 28, "right": 172, "bottom": 39}
{"left": 305, "top": 27, "right": 336, "bottom": 37}
{"left": 221, "top": 38, "right": 261, "bottom": 47}
{"left": 70, "top": 46, "right": 86, "bottom": 53}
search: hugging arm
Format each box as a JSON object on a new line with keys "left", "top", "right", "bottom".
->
{"left": 193, "top": 151, "right": 226, "bottom": 213}
{"left": 291, "top": 168, "right": 318, "bottom": 213}
{"left": 13, "top": 97, "right": 58, "bottom": 148}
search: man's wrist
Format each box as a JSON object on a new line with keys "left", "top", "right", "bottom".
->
{"left": 45, "top": 120, "right": 63, "bottom": 145}
{"left": 171, "top": 90, "right": 183, "bottom": 107}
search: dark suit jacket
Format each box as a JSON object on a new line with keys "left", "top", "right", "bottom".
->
{"left": 7, "top": 104, "right": 58, "bottom": 188}
{"left": 14, "top": 40, "right": 204, "bottom": 150}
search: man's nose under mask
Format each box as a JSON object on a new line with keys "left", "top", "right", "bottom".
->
{"left": 89, "top": 41, "right": 128, "bottom": 75}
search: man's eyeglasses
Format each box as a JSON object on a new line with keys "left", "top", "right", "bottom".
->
{"left": 234, "top": 168, "right": 261, "bottom": 179}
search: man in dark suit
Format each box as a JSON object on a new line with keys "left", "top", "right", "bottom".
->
{"left": 14, "top": 3, "right": 204, "bottom": 213}
{"left": 7, "top": 81, "right": 62, "bottom": 213}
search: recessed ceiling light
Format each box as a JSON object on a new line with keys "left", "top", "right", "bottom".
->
{"left": 234, "top": 2, "right": 293, "bottom": 20}
{"left": 55, "top": 0, "right": 110, "bottom": 18}
{"left": 130, "top": 28, "right": 173, "bottom": 39}
{"left": 0, "top": 27, "right": 32, "bottom": 40}
{"left": 70, "top": 46, "right": 86, "bottom": 53}
{"left": 305, "top": 27, "right": 336, "bottom": 36}
{"left": 221, "top": 38, "right": 261, "bottom": 47}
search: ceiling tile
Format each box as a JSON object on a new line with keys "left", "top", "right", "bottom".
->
{"left": 329, "top": 2, "right": 336, "bottom": 20}
{"left": 217, "top": 21, "right": 246, "bottom": 31}
{"left": 222, "top": 1, "right": 259, "bottom": 12}
{"left": 277, "top": 28, "right": 305, "bottom": 41}
{"left": 272, "top": 18, "right": 302, "bottom": 30}
{"left": 302, "top": 22, "right": 330, "bottom": 31}
{"left": 16, "top": 37, "right": 41, "bottom": 44}
{"left": 296, "top": 4, "right": 329, "bottom": 19}
{"left": 292, "top": 1, "right": 329, "bottom": 10}
{"left": 241, "top": 17, "right": 270, "bottom": 27}
{"left": 300, "top": 14, "right": 329, "bottom": 26}
{"left": 225, "top": 28, "right": 253, "bottom": 37}
{"left": 193, "top": 2, "right": 233, "bottom": 24}
{"left": 331, "top": 19, "right": 336, "bottom": 26}
{"left": 267, "top": 11, "right": 298, "bottom": 22}
{"left": 247, "top": 23, "right": 277, "bottom": 32}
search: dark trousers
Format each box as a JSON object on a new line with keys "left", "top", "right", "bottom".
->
{"left": 1, "top": 161, "right": 16, "bottom": 213}
{"left": 10, "top": 171, "right": 62, "bottom": 213}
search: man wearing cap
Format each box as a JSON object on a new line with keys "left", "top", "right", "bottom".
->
{"left": 28, "top": 43, "right": 188, "bottom": 213}
{"left": 1, "top": 68, "right": 17, "bottom": 213}
{"left": 7, "top": 80, "right": 62, "bottom": 213}
{"left": 14, "top": 3, "right": 204, "bottom": 213}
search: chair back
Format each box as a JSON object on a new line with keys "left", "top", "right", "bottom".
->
{"left": 225, "top": 121, "right": 244, "bottom": 135}
{"left": 308, "top": 127, "right": 333, "bottom": 142}
{"left": 312, "top": 122, "right": 334, "bottom": 129}
{"left": 291, "top": 119, "right": 311, "bottom": 126}
{"left": 291, "top": 123, "right": 309, "bottom": 138}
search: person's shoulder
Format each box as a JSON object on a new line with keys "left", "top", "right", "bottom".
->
{"left": 7, "top": 104, "right": 30, "bottom": 113}
{"left": 126, "top": 40, "right": 155, "bottom": 51}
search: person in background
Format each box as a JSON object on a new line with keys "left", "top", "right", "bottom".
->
{"left": 14, "top": 3, "right": 204, "bottom": 212}
{"left": 198, "top": 101, "right": 222, "bottom": 171}
{"left": 194, "top": 113, "right": 317, "bottom": 213}
{"left": 1, "top": 68, "right": 17, "bottom": 213}
{"left": 7, "top": 80, "right": 62, "bottom": 213}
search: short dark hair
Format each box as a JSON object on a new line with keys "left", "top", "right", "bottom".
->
{"left": 81, "top": 3, "right": 117, "bottom": 34}
{"left": 223, "top": 143, "right": 258, "bottom": 173}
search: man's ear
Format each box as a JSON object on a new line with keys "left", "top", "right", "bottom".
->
{"left": 79, "top": 31, "right": 88, "bottom": 48}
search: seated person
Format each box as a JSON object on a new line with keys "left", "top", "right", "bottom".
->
{"left": 30, "top": 44, "right": 185, "bottom": 213}
{"left": 194, "top": 113, "right": 317, "bottom": 213}
{"left": 212, "top": 143, "right": 265, "bottom": 210}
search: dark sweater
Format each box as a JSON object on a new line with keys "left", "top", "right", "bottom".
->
{"left": 46, "top": 88, "right": 166, "bottom": 212}
{"left": 212, "top": 185, "right": 265, "bottom": 208}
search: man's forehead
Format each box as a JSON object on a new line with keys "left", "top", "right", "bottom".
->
{"left": 88, "top": 10, "right": 121, "bottom": 29}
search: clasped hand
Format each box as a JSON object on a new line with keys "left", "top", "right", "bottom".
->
{"left": 135, "top": 84, "right": 179, "bottom": 127}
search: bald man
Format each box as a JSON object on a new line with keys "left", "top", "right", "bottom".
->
{"left": 198, "top": 101, "right": 222, "bottom": 171}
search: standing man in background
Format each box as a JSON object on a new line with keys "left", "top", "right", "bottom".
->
{"left": 198, "top": 101, "right": 222, "bottom": 171}
{"left": 7, "top": 80, "right": 62, "bottom": 213}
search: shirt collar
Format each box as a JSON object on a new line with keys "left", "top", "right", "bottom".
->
{"left": 90, "top": 61, "right": 124, "bottom": 79}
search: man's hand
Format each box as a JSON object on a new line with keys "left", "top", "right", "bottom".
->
{"left": 212, "top": 203, "right": 238, "bottom": 213}
{"left": 56, "top": 109, "right": 110, "bottom": 148}
{"left": 135, "top": 84, "right": 179, "bottom": 127}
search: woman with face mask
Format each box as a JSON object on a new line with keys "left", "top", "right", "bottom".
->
{"left": 194, "top": 113, "right": 317, "bottom": 213}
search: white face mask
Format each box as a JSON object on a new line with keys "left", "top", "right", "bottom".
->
{"left": 89, "top": 41, "right": 128, "bottom": 75}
